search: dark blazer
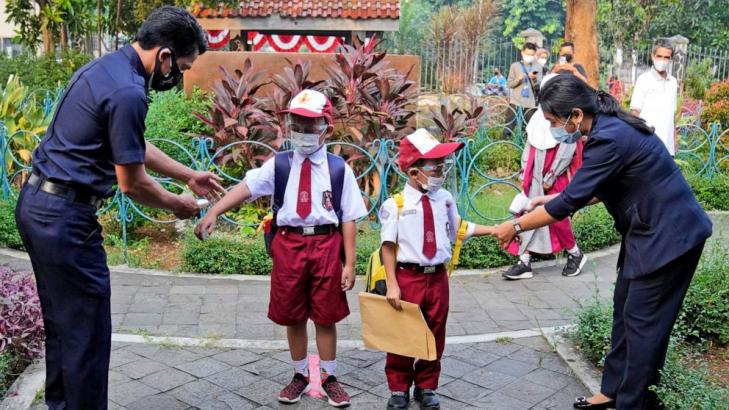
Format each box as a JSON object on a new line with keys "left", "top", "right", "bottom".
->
{"left": 545, "top": 114, "right": 712, "bottom": 279}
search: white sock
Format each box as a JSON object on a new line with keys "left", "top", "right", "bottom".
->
{"left": 293, "top": 357, "right": 309, "bottom": 376}
{"left": 519, "top": 253, "right": 531, "bottom": 265}
{"left": 567, "top": 245, "right": 581, "bottom": 256}
{"left": 320, "top": 359, "right": 337, "bottom": 377}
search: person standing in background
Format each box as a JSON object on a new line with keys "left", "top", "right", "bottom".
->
{"left": 536, "top": 48, "right": 551, "bottom": 75}
{"left": 630, "top": 38, "right": 679, "bottom": 156}
{"left": 552, "top": 42, "right": 589, "bottom": 84}
{"left": 506, "top": 42, "right": 542, "bottom": 130}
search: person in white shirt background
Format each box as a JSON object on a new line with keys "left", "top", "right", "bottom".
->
{"left": 630, "top": 38, "right": 679, "bottom": 156}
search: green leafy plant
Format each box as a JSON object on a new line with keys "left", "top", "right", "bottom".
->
{"left": 688, "top": 175, "right": 729, "bottom": 211}
{"left": 702, "top": 79, "right": 729, "bottom": 127}
{"left": 570, "top": 294, "right": 614, "bottom": 367}
{"left": 0, "top": 51, "right": 91, "bottom": 92}
{"left": 181, "top": 231, "right": 272, "bottom": 275}
{"left": 0, "top": 197, "right": 24, "bottom": 251}
{"left": 685, "top": 58, "right": 713, "bottom": 101}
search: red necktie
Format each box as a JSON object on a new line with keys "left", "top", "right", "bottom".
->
{"left": 422, "top": 195, "right": 437, "bottom": 259}
{"left": 297, "top": 158, "right": 312, "bottom": 219}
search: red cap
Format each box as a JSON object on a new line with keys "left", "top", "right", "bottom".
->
{"left": 280, "top": 89, "right": 334, "bottom": 124}
{"left": 398, "top": 129, "right": 464, "bottom": 170}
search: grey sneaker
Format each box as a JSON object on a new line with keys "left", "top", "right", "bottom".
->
{"left": 503, "top": 262, "right": 533, "bottom": 280}
{"left": 563, "top": 252, "right": 587, "bottom": 277}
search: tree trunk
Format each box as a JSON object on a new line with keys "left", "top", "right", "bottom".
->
{"left": 115, "top": 0, "right": 122, "bottom": 50}
{"left": 42, "top": 27, "right": 55, "bottom": 55}
{"left": 96, "top": 0, "right": 103, "bottom": 56}
{"left": 60, "top": 23, "right": 68, "bottom": 51}
{"left": 565, "top": 0, "right": 599, "bottom": 88}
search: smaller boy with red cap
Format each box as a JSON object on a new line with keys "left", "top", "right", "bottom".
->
{"left": 196, "top": 89, "right": 367, "bottom": 407}
{"left": 381, "top": 129, "right": 493, "bottom": 410}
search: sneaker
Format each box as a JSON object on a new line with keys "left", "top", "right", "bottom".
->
{"left": 387, "top": 391, "right": 410, "bottom": 409}
{"left": 503, "top": 261, "right": 533, "bottom": 280}
{"left": 278, "top": 373, "right": 310, "bottom": 404}
{"left": 563, "top": 252, "right": 587, "bottom": 277}
{"left": 321, "top": 375, "right": 351, "bottom": 407}
{"left": 413, "top": 387, "right": 440, "bottom": 410}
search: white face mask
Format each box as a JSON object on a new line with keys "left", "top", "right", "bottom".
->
{"left": 537, "top": 58, "right": 548, "bottom": 66}
{"left": 653, "top": 59, "right": 670, "bottom": 72}
{"left": 523, "top": 54, "right": 535, "bottom": 64}
{"left": 417, "top": 171, "right": 445, "bottom": 192}
{"left": 290, "top": 130, "right": 324, "bottom": 155}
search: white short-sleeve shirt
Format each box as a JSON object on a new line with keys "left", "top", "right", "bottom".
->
{"left": 243, "top": 147, "right": 367, "bottom": 226}
{"left": 380, "top": 183, "right": 475, "bottom": 266}
{"left": 630, "top": 68, "right": 678, "bottom": 155}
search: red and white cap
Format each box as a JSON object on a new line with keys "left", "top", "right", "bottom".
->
{"left": 398, "top": 128, "right": 464, "bottom": 170}
{"left": 281, "top": 89, "right": 334, "bottom": 124}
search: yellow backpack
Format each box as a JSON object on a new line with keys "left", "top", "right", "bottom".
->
{"left": 364, "top": 193, "right": 469, "bottom": 295}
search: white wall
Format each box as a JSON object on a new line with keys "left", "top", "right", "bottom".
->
{"left": 0, "top": 0, "right": 18, "bottom": 38}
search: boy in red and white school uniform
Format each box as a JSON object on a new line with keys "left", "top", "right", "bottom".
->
{"left": 380, "top": 129, "right": 493, "bottom": 410}
{"left": 196, "top": 90, "right": 367, "bottom": 407}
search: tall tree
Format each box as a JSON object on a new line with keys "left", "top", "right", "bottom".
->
{"left": 565, "top": 0, "right": 599, "bottom": 88}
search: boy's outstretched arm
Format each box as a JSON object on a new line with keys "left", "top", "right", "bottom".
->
{"left": 194, "top": 181, "right": 253, "bottom": 239}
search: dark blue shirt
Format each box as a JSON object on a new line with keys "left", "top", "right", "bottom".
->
{"left": 32, "top": 45, "right": 149, "bottom": 197}
{"left": 545, "top": 114, "right": 712, "bottom": 279}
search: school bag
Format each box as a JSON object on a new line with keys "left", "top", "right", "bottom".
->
{"left": 260, "top": 151, "right": 346, "bottom": 257}
{"left": 364, "top": 193, "right": 469, "bottom": 295}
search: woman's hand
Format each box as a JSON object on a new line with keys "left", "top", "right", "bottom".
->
{"left": 492, "top": 221, "right": 517, "bottom": 247}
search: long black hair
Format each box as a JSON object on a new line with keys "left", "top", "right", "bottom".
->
{"left": 539, "top": 74, "right": 654, "bottom": 135}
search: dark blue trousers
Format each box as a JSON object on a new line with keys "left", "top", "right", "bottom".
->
{"left": 601, "top": 242, "right": 705, "bottom": 409}
{"left": 15, "top": 184, "right": 111, "bottom": 410}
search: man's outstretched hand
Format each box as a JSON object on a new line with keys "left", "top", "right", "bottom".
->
{"left": 188, "top": 171, "right": 225, "bottom": 203}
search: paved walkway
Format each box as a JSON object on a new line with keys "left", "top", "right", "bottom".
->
{"left": 30, "top": 337, "right": 586, "bottom": 410}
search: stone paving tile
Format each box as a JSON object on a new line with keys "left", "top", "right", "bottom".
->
{"left": 500, "top": 379, "right": 556, "bottom": 406}
{"left": 175, "top": 357, "right": 231, "bottom": 378}
{"left": 116, "top": 357, "right": 169, "bottom": 380}
{"left": 196, "top": 392, "right": 258, "bottom": 410}
{"left": 108, "top": 380, "right": 160, "bottom": 406}
{"left": 168, "top": 379, "right": 228, "bottom": 407}
{"left": 139, "top": 368, "right": 197, "bottom": 392}
{"left": 237, "top": 379, "right": 286, "bottom": 406}
{"left": 212, "top": 349, "right": 262, "bottom": 367}
{"left": 242, "top": 357, "right": 291, "bottom": 379}
{"left": 483, "top": 357, "right": 539, "bottom": 378}
{"left": 125, "top": 393, "right": 189, "bottom": 410}
{"left": 438, "top": 378, "right": 491, "bottom": 404}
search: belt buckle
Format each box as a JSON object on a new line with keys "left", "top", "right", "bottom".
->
{"left": 423, "top": 265, "right": 436, "bottom": 274}
{"left": 302, "top": 226, "right": 316, "bottom": 236}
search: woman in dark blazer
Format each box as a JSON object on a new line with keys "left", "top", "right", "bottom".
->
{"left": 491, "top": 74, "right": 712, "bottom": 410}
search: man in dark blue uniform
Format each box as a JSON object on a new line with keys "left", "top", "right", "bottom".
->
{"left": 15, "top": 7, "right": 224, "bottom": 409}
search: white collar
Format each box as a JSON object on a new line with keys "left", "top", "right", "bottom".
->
{"left": 293, "top": 146, "right": 326, "bottom": 165}
{"left": 650, "top": 67, "right": 671, "bottom": 82}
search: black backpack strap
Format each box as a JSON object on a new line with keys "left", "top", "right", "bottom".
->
{"left": 272, "top": 151, "right": 293, "bottom": 221}
{"left": 326, "top": 153, "right": 346, "bottom": 224}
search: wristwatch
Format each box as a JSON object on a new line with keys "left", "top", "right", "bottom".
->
{"left": 512, "top": 220, "right": 524, "bottom": 235}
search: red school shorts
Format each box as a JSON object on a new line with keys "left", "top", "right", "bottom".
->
{"left": 268, "top": 228, "right": 350, "bottom": 326}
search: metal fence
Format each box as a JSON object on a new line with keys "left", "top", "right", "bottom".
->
{"left": 409, "top": 39, "right": 729, "bottom": 93}
{"left": 0, "top": 105, "right": 727, "bottom": 261}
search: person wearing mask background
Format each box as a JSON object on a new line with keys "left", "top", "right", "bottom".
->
{"left": 630, "top": 38, "right": 679, "bottom": 156}
{"left": 485, "top": 67, "right": 507, "bottom": 95}
{"left": 552, "top": 42, "right": 589, "bottom": 83}
{"left": 536, "top": 48, "right": 551, "bottom": 75}
{"left": 490, "top": 75, "right": 712, "bottom": 410}
{"left": 507, "top": 42, "right": 542, "bottom": 130}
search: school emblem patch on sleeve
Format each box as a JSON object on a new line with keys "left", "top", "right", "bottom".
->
{"left": 322, "top": 191, "right": 334, "bottom": 211}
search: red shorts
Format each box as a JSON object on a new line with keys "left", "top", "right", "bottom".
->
{"left": 268, "top": 229, "right": 350, "bottom": 326}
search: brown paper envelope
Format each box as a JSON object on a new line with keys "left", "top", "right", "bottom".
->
{"left": 358, "top": 292, "right": 437, "bottom": 361}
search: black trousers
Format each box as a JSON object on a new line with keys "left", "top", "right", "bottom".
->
{"left": 15, "top": 184, "right": 111, "bottom": 410}
{"left": 601, "top": 242, "right": 705, "bottom": 409}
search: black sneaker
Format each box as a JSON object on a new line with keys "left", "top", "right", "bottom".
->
{"left": 387, "top": 391, "right": 410, "bottom": 409}
{"left": 413, "top": 387, "right": 440, "bottom": 410}
{"left": 503, "top": 261, "right": 533, "bottom": 280}
{"left": 563, "top": 252, "right": 587, "bottom": 277}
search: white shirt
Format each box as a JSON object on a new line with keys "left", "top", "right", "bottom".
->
{"left": 630, "top": 68, "right": 678, "bottom": 155}
{"left": 380, "top": 183, "right": 475, "bottom": 266}
{"left": 243, "top": 148, "right": 367, "bottom": 226}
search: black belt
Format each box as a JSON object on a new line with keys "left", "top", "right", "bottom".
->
{"left": 397, "top": 262, "right": 446, "bottom": 274}
{"left": 281, "top": 224, "right": 337, "bottom": 236}
{"left": 28, "top": 173, "right": 104, "bottom": 209}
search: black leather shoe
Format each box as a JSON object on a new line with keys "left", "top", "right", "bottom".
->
{"left": 573, "top": 396, "right": 616, "bottom": 409}
{"left": 413, "top": 387, "right": 440, "bottom": 410}
{"left": 387, "top": 391, "right": 409, "bottom": 409}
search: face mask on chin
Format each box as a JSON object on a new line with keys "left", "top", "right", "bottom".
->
{"left": 150, "top": 48, "right": 182, "bottom": 91}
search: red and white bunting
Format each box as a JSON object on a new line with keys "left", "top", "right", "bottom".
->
{"left": 205, "top": 29, "right": 230, "bottom": 49}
